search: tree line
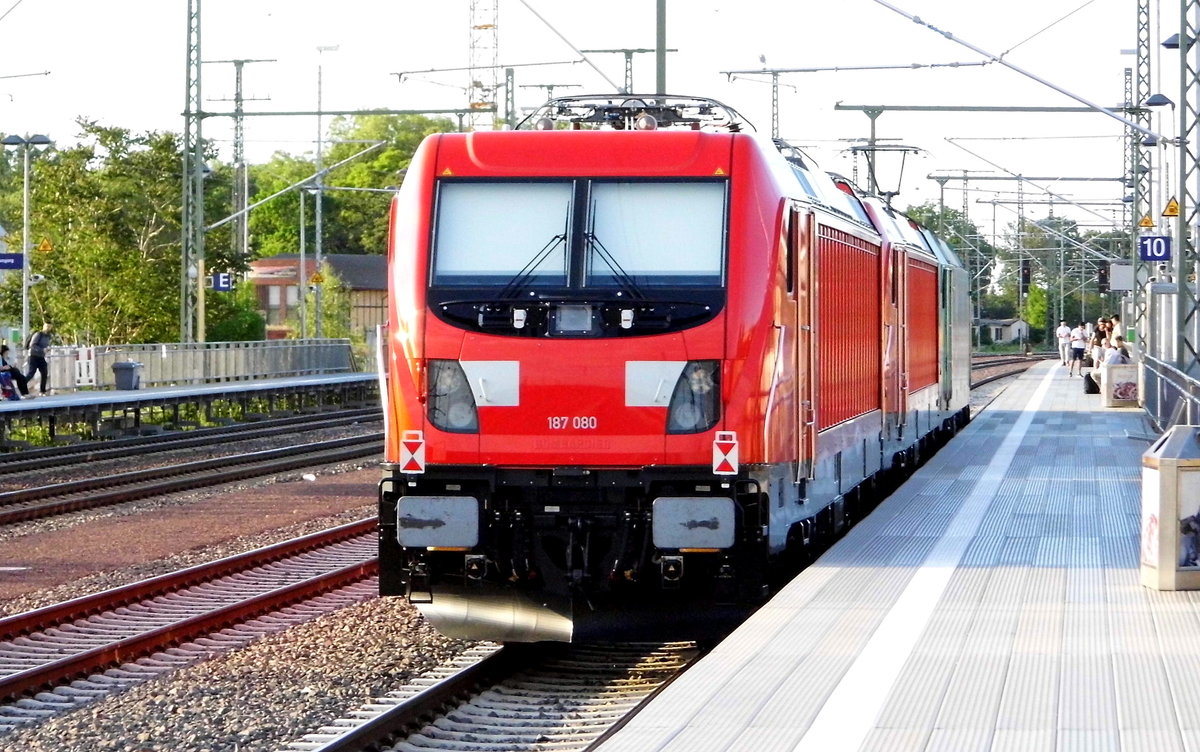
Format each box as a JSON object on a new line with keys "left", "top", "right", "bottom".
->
{"left": 908, "top": 203, "right": 1130, "bottom": 347}
{"left": 0, "top": 113, "right": 453, "bottom": 346}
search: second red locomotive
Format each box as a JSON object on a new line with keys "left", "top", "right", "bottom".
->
{"left": 377, "top": 95, "right": 971, "bottom": 642}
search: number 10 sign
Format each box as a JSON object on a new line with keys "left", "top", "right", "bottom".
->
{"left": 1138, "top": 235, "right": 1172, "bottom": 261}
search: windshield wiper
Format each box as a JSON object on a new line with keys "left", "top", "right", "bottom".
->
{"left": 498, "top": 206, "right": 570, "bottom": 300}
{"left": 585, "top": 203, "right": 646, "bottom": 301}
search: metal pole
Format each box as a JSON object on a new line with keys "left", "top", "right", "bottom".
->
{"left": 299, "top": 190, "right": 307, "bottom": 339}
{"left": 315, "top": 47, "right": 337, "bottom": 338}
{"left": 20, "top": 143, "right": 30, "bottom": 345}
{"left": 1176, "top": 0, "right": 1190, "bottom": 370}
{"left": 656, "top": 0, "right": 666, "bottom": 95}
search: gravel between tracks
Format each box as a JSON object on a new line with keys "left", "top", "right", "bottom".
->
{"left": 0, "top": 419, "right": 476, "bottom": 752}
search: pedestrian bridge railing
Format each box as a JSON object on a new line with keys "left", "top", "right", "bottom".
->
{"left": 1141, "top": 354, "right": 1200, "bottom": 431}
{"left": 29, "top": 339, "right": 364, "bottom": 392}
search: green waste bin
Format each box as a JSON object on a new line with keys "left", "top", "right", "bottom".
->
{"left": 112, "top": 361, "right": 142, "bottom": 390}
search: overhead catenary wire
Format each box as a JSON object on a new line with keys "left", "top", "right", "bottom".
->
{"left": 999, "top": 0, "right": 1099, "bottom": 57}
{"left": 869, "top": 0, "right": 1170, "bottom": 143}
{"left": 944, "top": 138, "right": 1123, "bottom": 229}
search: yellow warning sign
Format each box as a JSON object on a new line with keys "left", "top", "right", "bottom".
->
{"left": 1139, "top": 214, "right": 1155, "bottom": 228}
{"left": 713, "top": 167, "right": 727, "bottom": 176}
{"left": 36, "top": 238, "right": 52, "bottom": 252}
{"left": 1164, "top": 197, "right": 1180, "bottom": 217}
{"left": 309, "top": 272, "right": 324, "bottom": 284}
{"left": 441, "top": 168, "right": 453, "bottom": 176}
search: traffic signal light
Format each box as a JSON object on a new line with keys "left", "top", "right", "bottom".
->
{"left": 1098, "top": 262, "right": 1110, "bottom": 293}
{"left": 1019, "top": 260, "right": 1030, "bottom": 295}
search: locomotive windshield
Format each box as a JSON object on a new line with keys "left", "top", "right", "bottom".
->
{"left": 584, "top": 182, "right": 725, "bottom": 288}
{"left": 430, "top": 178, "right": 727, "bottom": 337}
{"left": 432, "top": 181, "right": 573, "bottom": 288}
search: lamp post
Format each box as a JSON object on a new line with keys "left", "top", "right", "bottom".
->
{"left": 1, "top": 133, "right": 51, "bottom": 346}
{"left": 315, "top": 44, "right": 338, "bottom": 339}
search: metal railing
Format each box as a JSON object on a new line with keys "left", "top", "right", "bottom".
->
{"left": 23, "top": 339, "right": 363, "bottom": 393}
{"left": 1141, "top": 354, "right": 1200, "bottom": 431}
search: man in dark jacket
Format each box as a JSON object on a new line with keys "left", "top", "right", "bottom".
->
{"left": 24, "top": 323, "right": 52, "bottom": 395}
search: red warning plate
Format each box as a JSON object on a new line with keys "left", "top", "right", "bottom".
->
{"left": 713, "top": 431, "right": 738, "bottom": 475}
{"left": 400, "top": 430, "right": 426, "bottom": 474}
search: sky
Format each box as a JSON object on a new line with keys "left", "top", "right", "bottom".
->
{"left": 0, "top": 0, "right": 1172, "bottom": 239}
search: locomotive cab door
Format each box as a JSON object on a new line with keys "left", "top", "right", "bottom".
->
{"left": 882, "top": 244, "right": 908, "bottom": 438}
{"left": 791, "top": 207, "right": 816, "bottom": 479}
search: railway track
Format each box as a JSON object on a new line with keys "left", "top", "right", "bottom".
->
{"left": 284, "top": 641, "right": 700, "bottom": 752}
{"left": 970, "top": 353, "right": 1050, "bottom": 388}
{"left": 0, "top": 408, "right": 381, "bottom": 474}
{"left": 0, "top": 519, "right": 377, "bottom": 729}
{"left": 0, "top": 433, "right": 383, "bottom": 526}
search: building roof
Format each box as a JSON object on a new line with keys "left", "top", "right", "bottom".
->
{"left": 250, "top": 253, "right": 386, "bottom": 291}
{"left": 976, "top": 318, "right": 1027, "bottom": 327}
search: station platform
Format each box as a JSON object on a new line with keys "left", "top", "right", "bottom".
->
{"left": 0, "top": 373, "right": 377, "bottom": 446}
{"left": 599, "top": 361, "right": 1184, "bottom": 752}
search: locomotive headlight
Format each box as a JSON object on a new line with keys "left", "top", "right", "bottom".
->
{"left": 666, "top": 360, "right": 720, "bottom": 434}
{"left": 428, "top": 360, "right": 479, "bottom": 433}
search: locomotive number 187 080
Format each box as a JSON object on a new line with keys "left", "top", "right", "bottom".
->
{"left": 547, "top": 416, "right": 598, "bottom": 430}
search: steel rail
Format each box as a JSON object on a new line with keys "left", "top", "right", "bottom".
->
{"left": 0, "top": 520, "right": 377, "bottom": 702}
{"left": 0, "top": 434, "right": 382, "bottom": 526}
{"left": 0, "top": 408, "right": 381, "bottom": 474}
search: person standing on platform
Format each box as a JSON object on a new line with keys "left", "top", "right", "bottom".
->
{"left": 1068, "top": 321, "right": 1088, "bottom": 376}
{"left": 1055, "top": 320, "right": 1072, "bottom": 365}
{"left": 24, "top": 323, "right": 53, "bottom": 396}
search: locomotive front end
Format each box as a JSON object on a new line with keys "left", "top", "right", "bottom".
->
{"left": 379, "top": 97, "right": 777, "bottom": 642}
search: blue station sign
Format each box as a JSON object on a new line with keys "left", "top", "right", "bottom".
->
{"left": 211, "top": 272, "right": 235, "bottom": 292}
{"left": 1138, "top": 235, "right": 1172, "bottom": 262}
{"left": 0, "top": 254, "right": 24, "bottom": 269}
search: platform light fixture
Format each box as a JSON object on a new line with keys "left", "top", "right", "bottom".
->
{"left": 1, "top": 133, "right": 51, "bottom": 346}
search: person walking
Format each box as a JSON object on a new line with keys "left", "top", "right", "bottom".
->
{"left": 1055, "top": 319, "right": 1072, "bottom": 365}
{"left": 1068, "top": 321, "right": 1088, "bottom": 376}
{"left": 24, "top": 323, "right": 53, "bottom": 396}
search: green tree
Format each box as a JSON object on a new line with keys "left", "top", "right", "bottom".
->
{"left": 207, "top": 281, "right": 266, "bottom": 341}
{"left": 287, "top": 263, "right": 350, "bottom": 340}
{"left": 0, "top": 121, "right": 260, "bottom": 345}
{"left": 1023, "top": 284, "right": 1049, "bottom": 344}
{"left": 246, "top": 113, "right": 454, "bottom": 262}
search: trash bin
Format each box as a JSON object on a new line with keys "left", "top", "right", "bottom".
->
{"left": 1100, "top": 363, "right": 1139, "bottom": 407}
{"left": 111, "top": 361, "right": 142, "bottom": 390}
{"left": 1141, "top": 424, "right": 1200, "bottom": 590}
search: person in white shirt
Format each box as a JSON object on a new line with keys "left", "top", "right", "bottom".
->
{"left": 1068, "top": 322, "right": 1088, "bottom": 376}
{"left": 1055, "top": 320, "right": 1072, "bottom": 365}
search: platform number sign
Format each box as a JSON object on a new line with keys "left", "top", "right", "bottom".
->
{"left": 1138, "top": 235, "right": 1172, "bottom": 262}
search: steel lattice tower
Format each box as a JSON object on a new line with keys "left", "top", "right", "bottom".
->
{"left": 1171, "top": 0, "right": 1200, "bottom": 374}
{"left": 182, "top": 0, "right": 204, "bottom": 343}
{"left": 468, "top": 0, "right": 498, "bottom": 131}
{"left": 1128, "top": 0, "right": 1154, "bottom": 344}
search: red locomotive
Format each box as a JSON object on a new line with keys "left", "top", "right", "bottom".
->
{"left": 377, "top": 95, "right": 971, "bottom": 642}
